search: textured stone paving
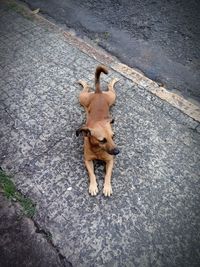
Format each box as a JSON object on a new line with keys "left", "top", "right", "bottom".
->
{"left": 0, "top": 4, "right": 200, "bottom": 267}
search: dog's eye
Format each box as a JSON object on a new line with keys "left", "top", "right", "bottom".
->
{"left": 99, "top": 138, "right": 107, "bottom": 144}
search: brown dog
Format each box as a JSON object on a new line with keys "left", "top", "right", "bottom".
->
{"left": 76, "top": 65, "right": 119, "bottom": 197}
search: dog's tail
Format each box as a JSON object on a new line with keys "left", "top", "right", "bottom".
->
{"left": 95, "top": 65, "right": 108, "bottom": 93}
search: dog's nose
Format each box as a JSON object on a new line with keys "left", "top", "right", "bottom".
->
{"left": 111, "top": 148, "right": 120, "bottom": 155}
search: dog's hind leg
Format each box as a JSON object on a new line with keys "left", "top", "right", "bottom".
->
{"left": 106, "top": 78, "right": 119, "bottom": 106}
{"left": 78, "top": 80, "right": 90, "bottom": 92}
{"left": 108, "top": 78, "right": 119, "bottom": 92}
{"left": 78, "top": 80, "right": 91, "bottom": 107}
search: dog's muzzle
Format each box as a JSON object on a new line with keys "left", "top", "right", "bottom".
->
{"left": 108, "top": 147, "right": 120, "bottom": 155}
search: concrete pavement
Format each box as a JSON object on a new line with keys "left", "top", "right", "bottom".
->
{"left": 0, "top": 189, "right": 71, "bottom": 267}
{"left": 0, "top": 1, "right": 200, "bottom": 266}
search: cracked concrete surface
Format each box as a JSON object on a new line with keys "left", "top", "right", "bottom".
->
{"left": 0, "top": 3, "right": 200, "bottom": 267}
{"left": 0, "top": 191, "right": 70, "bottom": 267}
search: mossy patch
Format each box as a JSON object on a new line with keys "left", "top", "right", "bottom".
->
{"left": 0, "top": 169, "right": 36, "bottom": 218}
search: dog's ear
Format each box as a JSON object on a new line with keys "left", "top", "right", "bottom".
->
{"left": 76, "top": 126, "right": 92, "bottom": 137}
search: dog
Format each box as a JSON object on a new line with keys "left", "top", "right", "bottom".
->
{"left": 76, "top": 65, "right": 120, "bottom": 197}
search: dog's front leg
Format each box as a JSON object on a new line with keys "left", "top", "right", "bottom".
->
{"left": 103, "top": 159, "right": 114, "bottom": 197}
{"left": 85, "top": 160, "right": 98, "bottom": 196}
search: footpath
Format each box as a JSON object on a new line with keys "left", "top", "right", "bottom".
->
{"left": 0, "top": 1, "right": 200, "bottom": 266}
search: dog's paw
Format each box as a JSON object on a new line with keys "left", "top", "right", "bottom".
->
{"left": 78, "top": 80, "right": 87, "bottom": 86}
{"left": 103, "top": 184, "right": 113, "bottom": 197}
{"left": 113, "top": 78, "right": 120, "bottom": 83}
{"left": 89, "top": 183, "right": 98, "bottom": 196}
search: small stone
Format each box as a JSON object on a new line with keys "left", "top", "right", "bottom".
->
{"left": 67, "top": 187, "right": 72, "bottom": 191}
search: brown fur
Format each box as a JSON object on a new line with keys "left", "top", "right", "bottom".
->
{"left": 77, "top": 65, "right": 119, "bottom": 196}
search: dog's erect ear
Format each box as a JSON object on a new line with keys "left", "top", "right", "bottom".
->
{"left": 76, "top": 126, "right": 92, "bottom": 137}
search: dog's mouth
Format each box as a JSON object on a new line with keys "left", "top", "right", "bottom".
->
{"left": 107, "top": 148, "right": 120, "bottom": 155}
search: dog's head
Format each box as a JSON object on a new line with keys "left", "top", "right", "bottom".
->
{"left": 76, "top": 124, "right": 120, "bottom": 155}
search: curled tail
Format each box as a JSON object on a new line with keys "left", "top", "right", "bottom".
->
{"left": 95, "top": 65, "right": 108, "bottom": 93}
